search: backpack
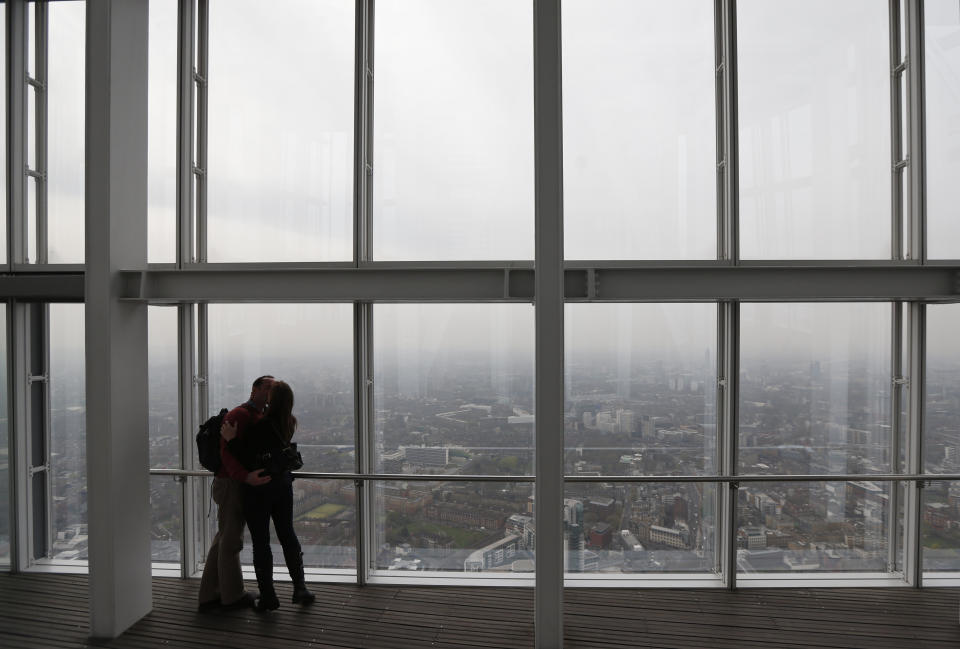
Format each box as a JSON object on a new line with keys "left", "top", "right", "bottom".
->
{"left": 196, "top": 408, "right": 228, "bottom": 473}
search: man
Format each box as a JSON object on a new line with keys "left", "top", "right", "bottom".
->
{"left": 197, "top": 375, "right": 274, "bottom": 611}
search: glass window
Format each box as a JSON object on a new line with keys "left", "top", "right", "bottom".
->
{"left": 739, "top": 303, "right": 891, "bottom": 476}
{"left": 150, "top": 476, "right": 181, "bottom": 564}
{"left": 372, "top": 480, "right": 534, "bottom": 575}
{"left": 373, "top": 304, "right": 534, "bottom": 476}
{"left": 372, "top": 0, "right": 534, "bottom": 260}
{"left": 562, "top": 0, "right": 716, "bottom": 260}
{"left": 149, "top": 307, "right": 179, "bottom": 469}
{"left": 206, "top": 0, "right": 354, "bottom": 262}
{"left": 0, "top": 306, "right": 8, "bottom": 566}
{"left": 148, "top": 0, "right": 177, "bottom": 263}
{"left": 737, "top": 0, "right": 890, "bottom": 259}
{"left": 207, "top": 304, "right": 354, "bottom": 474}
{"left": 49, "top": 303, "right": 86, "bottom": 562}
{"left": 925, "top": 305, "right": 960, "bottom": 474}
{"left": 737, "top": 480, "right": 893, "bottom": 573}
{"left": 47, "top": 1, "right": 85, "bottom": 264}
{"left": 565, "top": 303, "right": 717, "bottom": 476}
{"left": 921, "top": 480, "right": 960, "bottom": 573}
{"left": 563, "top": 482, "right": 718, "bottom": 576}
{"left": 925, "top": 0, "right": 960, "bottom": 259}
{"left": 0, "top": 2, "right": 5, "bottom": 266}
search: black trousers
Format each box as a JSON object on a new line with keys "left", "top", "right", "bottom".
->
{"left": 243, "top": 472, "right": 303, "bottom": 584}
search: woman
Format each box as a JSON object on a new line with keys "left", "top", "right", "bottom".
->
{"left": 223, "top": 380, "right": 315, "bottom": 611}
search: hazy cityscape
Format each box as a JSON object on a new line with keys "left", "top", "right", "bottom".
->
{"left": 8, "top": 314, "right": 958, "bottom": 580}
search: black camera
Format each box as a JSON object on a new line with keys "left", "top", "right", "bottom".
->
{"left": 258, "top": 443, "right": 303, "bottom": 475}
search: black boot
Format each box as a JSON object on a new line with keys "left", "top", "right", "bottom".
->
{"left": 285, "top": 550, "right": 315, "bottom": 605}
{"left": 254, "top": 564, "right": 279, "bottom": 612}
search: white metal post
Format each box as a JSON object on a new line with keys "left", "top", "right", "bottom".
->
{"left": 889, "top": 302, "right": 905, "bottom": 574}
{"left": 9, "top": 301, "right": 29, "bottom": 571}
{"left": 8, "top": 0, "right": 26, "bottom": 268}
{"left": 715, "top": 0, "right": 739, "bottom": 264}
{"left": 719, "top": 301, "right": 739, "bottom": 589}
{"left": 905, "top": 0, "right": 926, "bottom": 263}
{"left": 533, "top": 1, "right": 564, "bottom": 646}
{"left": 176, "top": 0, "right": 196, "bottom": 266}
{"left": 904, "top": 301, "right": 925, "bottom": 587}
{"left": 178, "top": 304, "right": 199, "bottom": 577}
{"left": 354, "top": 301, "right": 373, "bottom": 585}
{"left": 889, "top": 0, "right": 906, "bottom": 260}
{"left": 84, "top": 0, "right": 151, "bottom": 637}
{"left": 31, "top": 0, "right": 45, "bottom": 264}
{"left": 195, "top": 0, "right": 208, "bottom": 262}
{"left": 354, "top": 0, "right": 373, "bottom": 265}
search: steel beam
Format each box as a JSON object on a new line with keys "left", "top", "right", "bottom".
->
{"left": 0, "top": 273, "right": 83, "bottom": 300}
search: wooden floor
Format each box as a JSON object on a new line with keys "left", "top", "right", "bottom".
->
{"left": 1, "top": 573, "right": 959, "bottom": 648}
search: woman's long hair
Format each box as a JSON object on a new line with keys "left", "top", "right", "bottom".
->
{"left": 264, "top": 380, "right": 297, "bottom": 442}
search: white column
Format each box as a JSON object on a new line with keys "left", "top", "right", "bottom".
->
{"left": 84, "top": 0, "right": 150, "bottom": 638}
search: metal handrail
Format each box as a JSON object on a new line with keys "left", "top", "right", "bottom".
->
{"left": 148, "top": 468, "right": 960, "bottom": 484}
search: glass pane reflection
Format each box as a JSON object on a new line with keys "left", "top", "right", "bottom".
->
{"left": 565, "top": 303, "right": 717, "bottom": 477}
{"left": 563, "top": 0, "right": 716, "bottom": 260}
{"left": 49, "top": 304, "right": 86, "bottom": 562}
{"left": 926, "top": 0, "right": 960, "bottom": 259}
{"left": 372, "top": 480, "right": 534, "bottom": 575}
{"left": 738, "top": 0, "right": 890, "bottom": 259}
{"left": 737, "top": 480, "right": 893, "bottom": 573}
{"left": 47, "top": 1, "right": 85, "bottom": 264}
{"left": 207, "top": 0, "right": 354, "bottom": 262}
{"left": 564, "top": 481, "right": 718, "bottom": 575}
{"left": 739, "top": 303, "right": 891, "bottom": 476}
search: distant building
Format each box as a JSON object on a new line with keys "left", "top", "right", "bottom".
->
{"left": 402, "top": 446, "right": 449, "bottom": 466}
{"left": 587, "top": 496, "right": 615, "bottom": 512}
{"left": 588, "top": 522, "right": 612, "bottom": 549}
{"left": 620, "top": 529, "right": 643, "bottom": 552}
{"left": 381, "top": 449, "right": 404, "bottom": 473}
{"left": 564, "top": 498, "right": 585, "bottom": 571}
{"left": 464, "top": 534, "right": 521, "bottom": 571}
{"left": 925, "top": 502, "right": 952, "bottom": 529}
{"left": 649, "top": 525, "right": 688, "bottom": 549}
{"left": 744, "top": 527, "right": 766, "bottom": 550}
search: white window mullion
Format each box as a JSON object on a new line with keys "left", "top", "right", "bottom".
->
{"left": 904, "top": 301, "right": 925, "bottom": 586}
{"left": 194, "top": 0, "right": 208, "bottom": 263}
{"left": 354, "top": 0, "right": 373, "bottom": 265}
{"left": 176, "top": 0, "right": 196, "bottom": 267}
{"left": 905, "top": 0, "right": 927, "bottom": 262}
{"left": 177, "top": 304, "right": 199, "bottom": 577}
{"left": 715, "top": 0, "right": 739, "bottom": 264}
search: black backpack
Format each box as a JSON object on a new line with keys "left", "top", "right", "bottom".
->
{"left": 196, "top": 408, "right": 228, "bottom": 473}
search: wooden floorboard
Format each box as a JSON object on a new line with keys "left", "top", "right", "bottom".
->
{"left": 0, "top": 573, "right": 957, "bottom": 648}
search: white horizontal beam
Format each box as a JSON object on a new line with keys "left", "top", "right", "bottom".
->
{"left": 0, "top": 264, "right": 955, "bottom": 303}
{"left": 110, "top": 265, "right": 960, "bottom": 302}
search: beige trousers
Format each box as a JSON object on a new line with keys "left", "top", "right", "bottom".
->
{"left": 197, "top": 477, "right": 248, "bottom": 605}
